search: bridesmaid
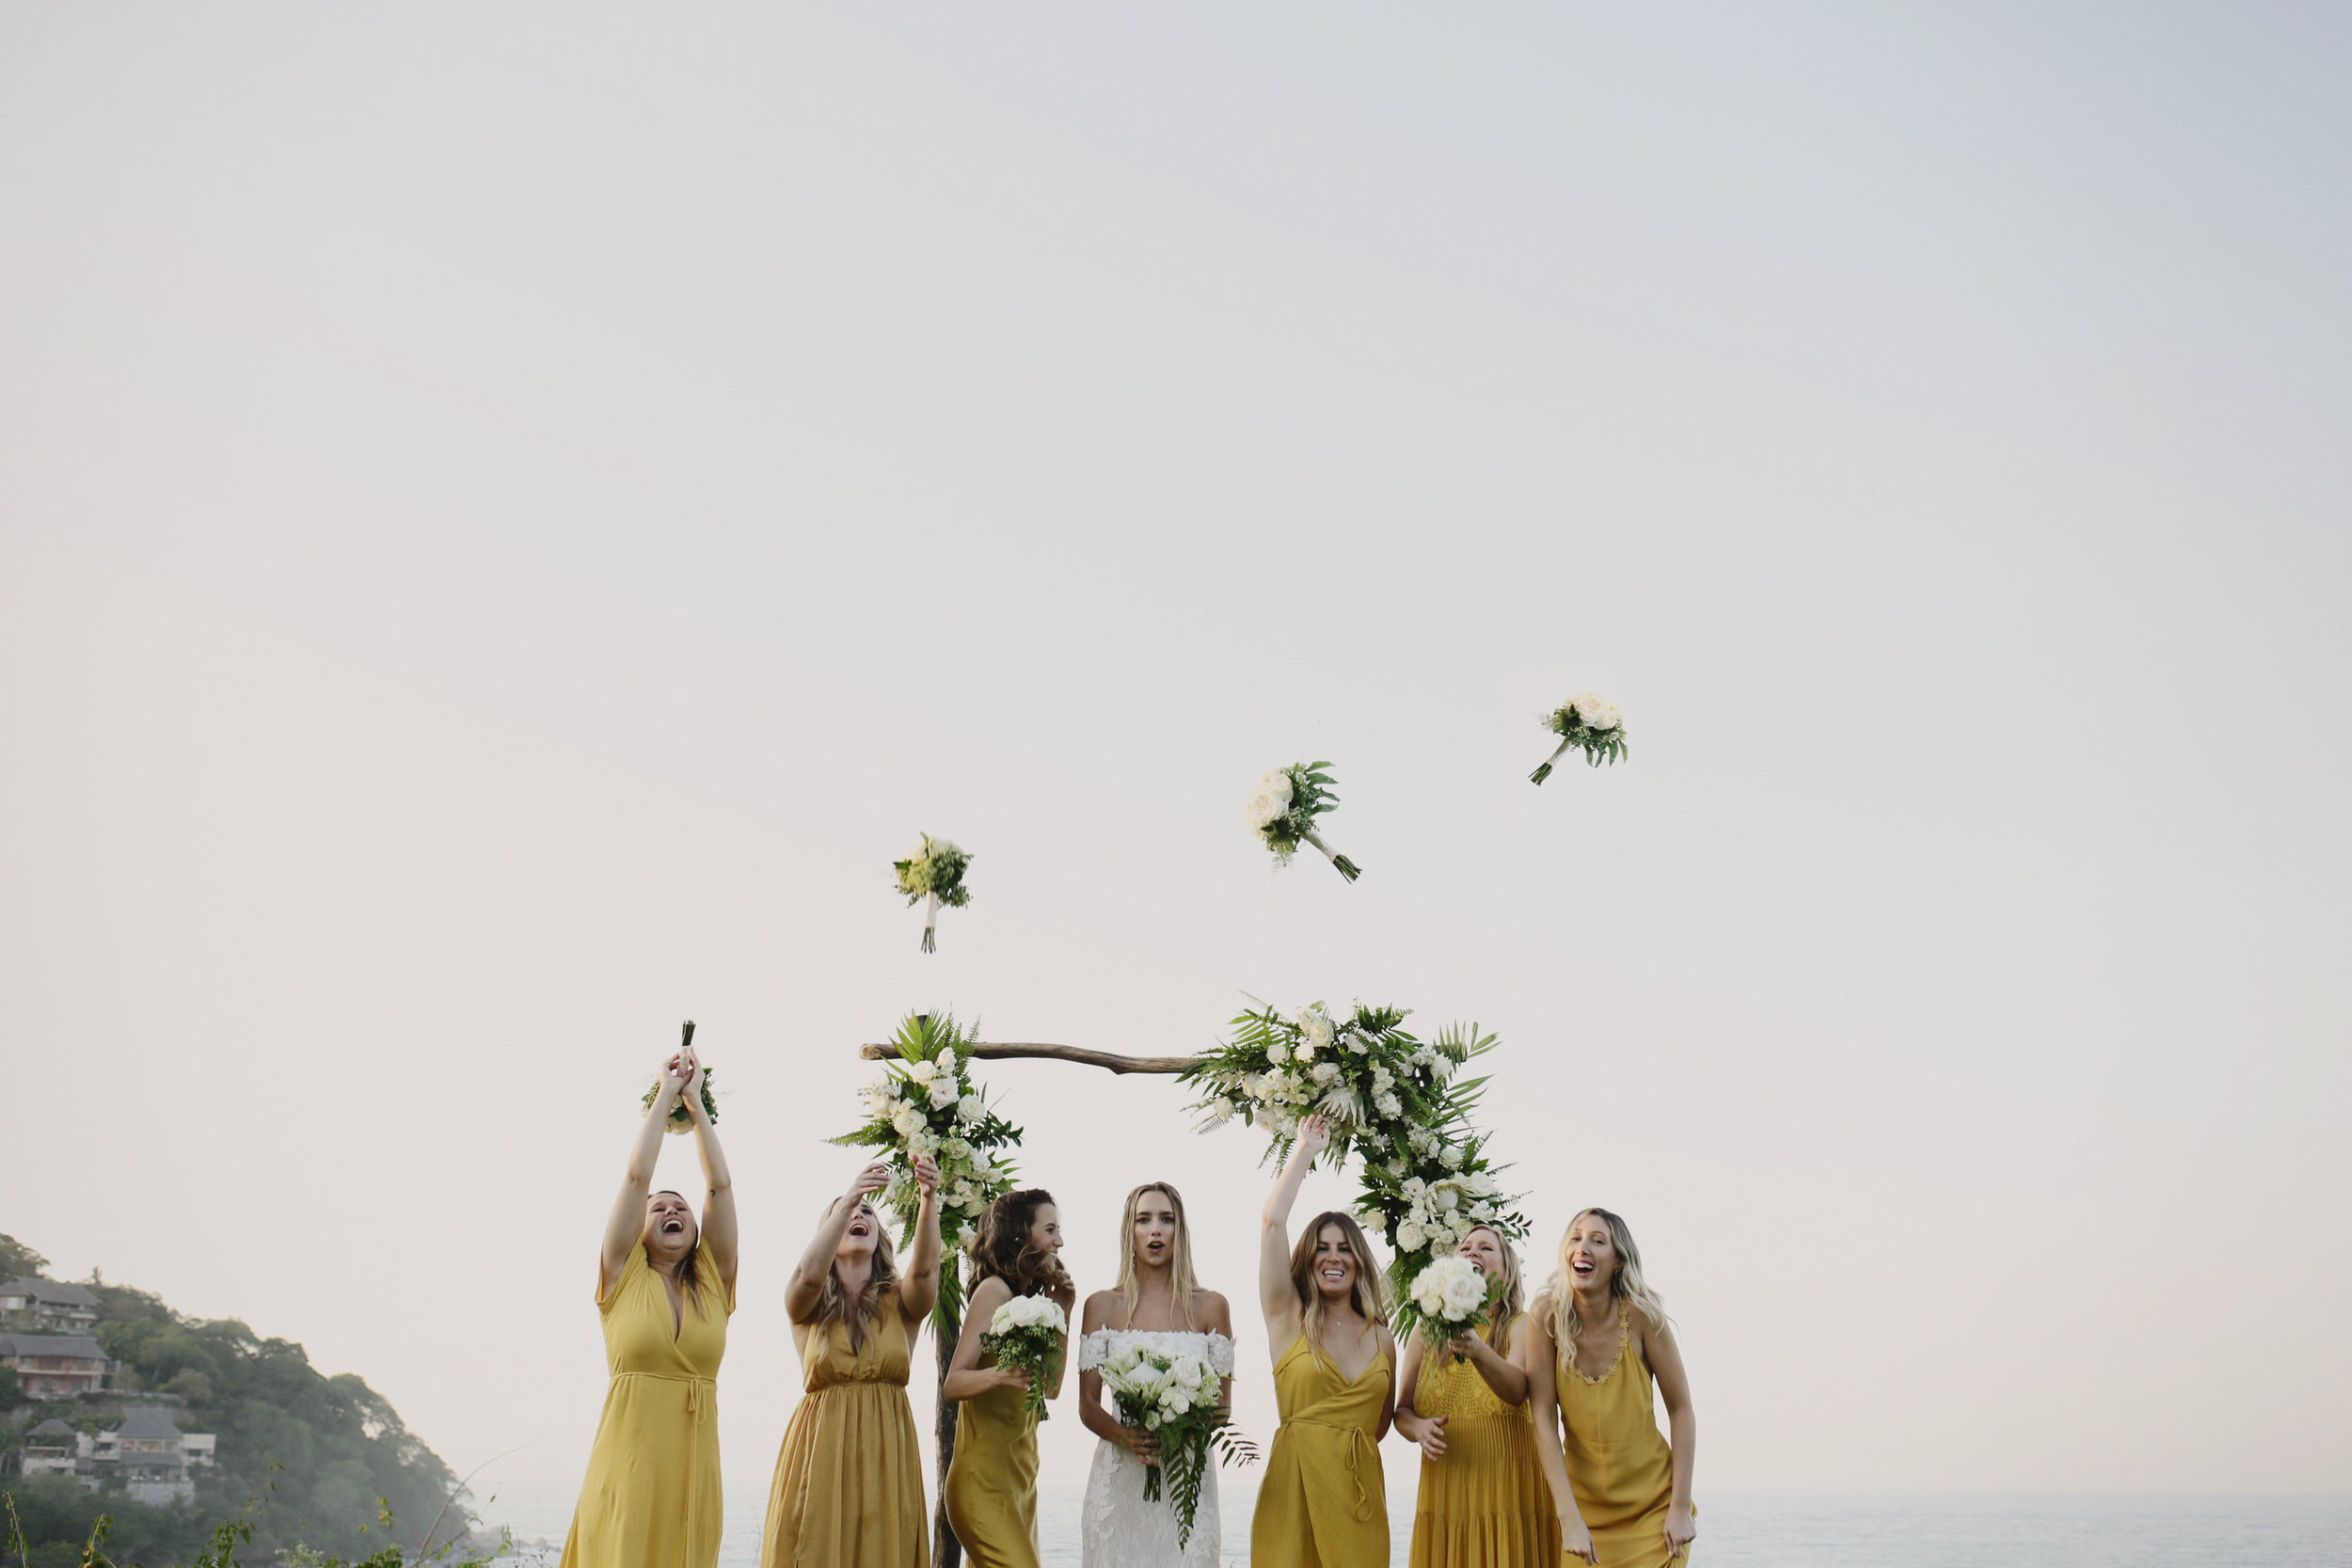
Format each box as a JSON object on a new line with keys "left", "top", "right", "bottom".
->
{"left": 1527, "top": 1209, "right": 1698, "bottom": 1566}
{"left": 1391, "top": 1227, "right": 1559, "bottom": 1568}
{"left": 941, "top": 1188, "right": 1076, "bottom": 1568}
{"left": 1250, "top": 1115, "right": 1395, "bottom": 1568}
{"left": 561, "top": 1041, "right": 738, "bottom": 1568}
{"left": 760, "top": 1152, "right": 944, "bottom": 1568}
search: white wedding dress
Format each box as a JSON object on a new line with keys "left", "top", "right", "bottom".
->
{"left": 1078, "top": 1327, "right": 1236, "bottom": 1568}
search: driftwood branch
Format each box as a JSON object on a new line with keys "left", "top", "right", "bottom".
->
{"left": 856, "top": 1041, "right": 1200, "bottom": 1075}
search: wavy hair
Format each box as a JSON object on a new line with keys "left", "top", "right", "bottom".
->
{"left": 1115, "top": 1182, "right": 1201, "bottom": 1328}
{"left": 1545, "top": 1207, "right": 1668, "bottom": 1350}
{"left": 1461, "top": 1225, "right": 1524, "bottom": 1351}
{"left": 1288, "top": 1210, "right": 1389, "bottom": 1366}
{"left": 812, "top": 1194, "right": 899, "bottom": 1354}
{"left": 966, "top": 1187, "right": 1067, "bottom": 1303}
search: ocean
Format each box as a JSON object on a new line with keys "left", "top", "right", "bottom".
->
{"left": 473, "top": 1477, "right": 2352, "bottom": 1565}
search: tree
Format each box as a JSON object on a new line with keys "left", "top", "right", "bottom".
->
{"left": 0, "top": 1368, "right": 21, "bottom": 1409}
{"left": 0, "top": 1234, "right": 50, "bottom": 1283}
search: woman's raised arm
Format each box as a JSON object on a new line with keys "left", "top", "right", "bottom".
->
{"left": 1259, "top": 1115, "right": 1327, "bottom": 1354}
{"left": 601, "top": 1049, "right": 690, "bottom": 1300}
{"left": 786, "top": 1161, "right": 892, "bottom": 1324}
{"left": 898, "top": 1154, "right": 945, "bottom": 1324}
{"left": 680, "top": 1050, "right": 737, "bottom": 1295}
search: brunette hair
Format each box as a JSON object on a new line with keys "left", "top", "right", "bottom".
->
{"left": 1115, "top": 1182, "right": 1200, "bottom": 1328}
{"left": 966, "top": 1187, "right": 1066, "bottom": 1302}
{"left": 812, "top": 1194, "right": 899, "bottom": 1354}
{"left": 1287, "top": 1210, "right": 1388, "bottom": 1363}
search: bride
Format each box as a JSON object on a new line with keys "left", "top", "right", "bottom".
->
{"left": 1075, "top": 1181, "right": 1237, "bottom": 1568}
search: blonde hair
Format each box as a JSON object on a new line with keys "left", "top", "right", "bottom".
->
{"left": 1288, "top": 1210, "right": 1389, "bottom": 1366}
{"left": 1461, "top": 1225, "right": 1524, "bottom": 1351}
{"left": 1545, "top": 1207, "right": 1667, "bottom": 1350}
{"left": 1116, "top": 1182, "right": 1201, "bottom": 1328}
{"left": 812, "top": 1194, "right": 899, "bottom": 1354}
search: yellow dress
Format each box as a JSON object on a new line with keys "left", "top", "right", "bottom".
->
{"left": 942, "top": 1352, "right": 1041, "bottom": 1568}
{"left": 1407, "top": 1321, "right": 1560, "bottom": 1568}
{"left": 760, "top": 1284, "right": 929, "bottom": 1568}
{"left": 1552, "top": 1311, "right": 1692, "bottom": 1568}
{"left": 1250, "top": 1337, "right": 1391, "bottom": 1568}
{"left": 561, "top": 1243, "right": 732, "bottom": 1568}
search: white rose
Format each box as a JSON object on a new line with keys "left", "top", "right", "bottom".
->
{"left": 1396, "top": 1220, "right": 1427, "bottom": 1252}
{"left": 1260, "top": 768, "right": 1295, "bottom": 803}
{"left": 1440, "top": 1145, "right": 1466, "bottom": 1170}
{"left": 1298, "top": 1010, "right": 1336, "bottom": 1051}
{"left": 908, "top": 1059, "right": 939, "bottom": 1084}
{"left": 1311, "top": 1061, "right": 1339, "bottom": 1085}
{"left": 1247, "top": 790, "right": 1288, "bottom": 832}
{"left": 1442, "top": 1267, "right": 1488, "bottom": 1317}
{"left": 929, "top": 1077, "right": 961, "bottom": 1110}
{"left": 1294, "top": 1044, "right": 1317, "bottom": 1064}
{"left": 1267, "top": 1042, "right": 1288, "bottom": 1068}
{"left": 891, "top": 1105, "right": 926, "bottom": 1137}
{"left": 1570, "top": 691, "right": 1621, "bottom": 731}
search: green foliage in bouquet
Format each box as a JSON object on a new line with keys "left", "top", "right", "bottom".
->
{"left": 1530, "top": 693, "right": 1627, "bottom": 784}
{"left": 1247, "top": 762, "right": 1361, "bottom": 881}
{"left": 1180, "top": 1001, "right": 1524, "bottom": 1337}
{"left": 833, "top": 1010, "right": 1024, "bottom": 1332}
{"left": 894, "top": 834, "right": 974, "bottom": 953}
{"left": 640, "top": 1020, "right": 719, "bottom": 1133}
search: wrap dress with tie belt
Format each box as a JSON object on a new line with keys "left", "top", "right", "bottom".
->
{"left": 561, "top": 1243, "right": 732, "bottom": 1568}
{"left": 1251, "top": 1337, "right": 1391, "bottom": 1567}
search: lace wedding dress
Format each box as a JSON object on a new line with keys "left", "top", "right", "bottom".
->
{"left": 1077, "top": 1327, "right": 1236, "bottom": 1568}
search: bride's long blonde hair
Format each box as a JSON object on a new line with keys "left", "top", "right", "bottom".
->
{"left": 1115, "top": 1181, "right": 1201, "bottom": 1328}
{"left": 1545, "top": 1207, "right": 1667, "bottom": 1349}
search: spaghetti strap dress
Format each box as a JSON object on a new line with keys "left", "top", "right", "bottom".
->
{"left": 1407, "top": 1318, "right": 1559, "bottom": 1568}
{"left": 1249, "top": 1337, "right": 1390, "bottom": 1568}
{"left": 560, "top": 1243, "right": 732, "bottom": 1568}
{"left": 942, "top": 1346, "right": 1043, "bottom": 1568}
{"left": 1552, "top": 1311, "right": 1692, "bottom": 1568}
{"left": 760, "top": 1283, "right": 929, "bottom": 1568}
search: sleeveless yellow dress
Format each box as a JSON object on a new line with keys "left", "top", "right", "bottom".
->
{"left": 1407, "top": 1320, "right": 1560, "bottom": 1568}
{"left": 561, "top": 1243, "right": 732, "bottom": 1568}
{"left": 760, "top": 1283, "right": 929, "bottom": 1568}
{"left": 1250, "top": 1336, "right": 1391, "bottom": 1568}
{"left": 941, "top": 1342, "right": 1043, "bottom": 1568}
{"left": 1552, "top": 1311, "right": 1692, "bottom": 1568}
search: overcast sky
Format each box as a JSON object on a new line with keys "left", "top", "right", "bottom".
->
{"left": 3, "top": 1, "right": 2346, "bottom": 1503}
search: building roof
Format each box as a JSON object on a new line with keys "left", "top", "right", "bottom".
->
{"left": 30, "top": 1418, "right": 78, "bottom": 1437}
{"left": 0, "top": 1332, "right": 105, "bottom": 1359}
{"left": 113, "top": 1407, "right": 185, "bottom": 1440}
{"left": 0, "top": 1278, "right": 100, "bottom": 1306}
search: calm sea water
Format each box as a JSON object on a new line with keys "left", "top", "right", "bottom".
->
{"left": 474, "top": 1477, "right": 2352, "bottom": 1566}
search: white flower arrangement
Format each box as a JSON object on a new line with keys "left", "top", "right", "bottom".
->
{"left": 1406, "top": 1255, "right": 1506, "bottom": 1355}
{"left": 1530, "top": 692, "right": 1627, "bottom": 784}
{"left": 1248, "top": 762, "right": 1361, "bottom": 881}
{"left": 894, "top": 833, "right": 974, "bottom": 952}
{"left": 1181, "top": 1001, "right": 1525, "bottom": 1333}
{"left": 982, "top": 1293, "right": 1068, "bottom": 1421}
{"left": 1095, "top": 1340, "right": 1259, "bottom": 1546}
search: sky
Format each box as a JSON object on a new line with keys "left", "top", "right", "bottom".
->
{"left": 3, "top": 1, "right": 2347, "bottom": 1503}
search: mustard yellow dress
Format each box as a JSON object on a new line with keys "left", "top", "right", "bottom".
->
{"left": 1407, "top": 1321, "right": 1560, "bottom": 1568}
{"left": 1250, "top": 1337, "right": 1391, "bottom": 1568}
{"left": 561, "top": 1244, "right": 732, "bottom": 1568}
{"left": 1552, "top": 1311, "right": 1692, "bottom": 1568}
{"left": 942, "top": 1348, "right": 1041, "bottom": 1568}
{"left": 760, "top": 1283, "right": 929, "bottom": 1568}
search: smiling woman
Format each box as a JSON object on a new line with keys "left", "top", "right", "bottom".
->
{"left": 559, "top": 1042, "right": 739, "bottom": 1568}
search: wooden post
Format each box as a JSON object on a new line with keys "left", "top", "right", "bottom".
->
{"left": 932, "top": 1297, "right": 962, "bottom": 1568}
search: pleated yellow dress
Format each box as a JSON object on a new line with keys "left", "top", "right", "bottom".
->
{"left": 561, "top": 1243, "right": 732, "bottom": 1568}
{"left": 1250, "top": 1337, "right": 1391, "bottom": 1568}
{"left": 760, "top": 1283, "right": 929, "bottom": 1568}
{"left": 1407, "top": 1325, "right": 1560, "bottom": 1568}
{"left": 942, "top": 1361, "right": 1041, "bottom": 1568}
{"left": 1552, "top": 1312, "right": 1692, "bottom": 1568}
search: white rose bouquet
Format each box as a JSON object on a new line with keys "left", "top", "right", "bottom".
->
{"left": 1180, "top": 1001, "right": 1525, "bottom": 1332}
{"left": 640, "top": 1020, "right": 721, "bottom": 1134}
{"left": 894, "top": 833, "right": 974, "bottom": 952}
{"left": 982, "top": 1293, "right": 1068, "bottom": 1420}
{"left": 1406, "top": 1255, "right": 1506, "bottom": 1356}
{"left": 1529, "top": 692, "right": 1627, "bottom": 784}
{"left": 1096, "top": 1342, "right": 1259, "bottom": 1546}
{"left": 1248, "top": 762, "right": 1361, "bottom": 881}
{"left": 833, "top": 1011, "right": 1024, "bottom": 1328}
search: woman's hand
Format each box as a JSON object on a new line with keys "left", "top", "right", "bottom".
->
{"left": 1448, "top": 1332, "right": 1484, "bottom": 1363}
{"left": 989, "top": 1365, "right": 1033, "bottom": 1395}
{"left": 1121, "top": 1425, "right": 1161, "bottom": 1465}
{"left": 1561, "top": 1513, "right": 1599, "bottom": 1565}
{"left": 1413, "top": 1412, "right": 1448, "bottom": 1461}
{"left": 910, "top": 1152, "right": 941, "bottom": 1197}
{"left": 1661, "top": 1504, "right": 1696, "bottom": 1560}
{"left": 654, "top": 1049, "right": 694, "bottom": 1107}
{"left": 844, "top": 1161, "right": 891, "bottom": 1204}
{"left": 1295, "top": 1114, "right": 1330, "bottom": 1164}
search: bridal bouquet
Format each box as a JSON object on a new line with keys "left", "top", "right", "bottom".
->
{"left": 1096, "top": 1342, "right": 1258, "bottom": 1547}
{"left": 1529, "top": 692, "right": 1627, "bottom": 784}
{"left": 641, "top": 1021, "right": 721, "bottom": 1135}
{"left": 1248, "top": 762, "right": 1361, "bottom": 881}
{"left": 833, "top": 1011, "right": 1025, "bottom": 1326}
{"left": 1406, "top": 1255, "right": 1506, "bottom": 1356}
{"left": 894, "top": 833, "right": 973, "bottom": 952}
{"left": 982, "top": 1294, "right": 1067, "bottom": 1420}
{"left": 1180, "top": 1001, "right": 1525, "bottom": 1336}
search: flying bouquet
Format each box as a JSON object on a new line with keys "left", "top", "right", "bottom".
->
{"left": 1181, "top": 1001, "right": 1525, "bottom": 1336}
{"left": 833, "top": 1011, "right": 1025, "bottom": 1330}
{"left": 1096, "top": 1341, "right": 1259, "bottom": 1547}
{"left": 894, "top": 833, "right": 973, "bottom": 953}
{"left": 1406, "top": 1255, "right": 1506, "bottom": 1357}
{"left": 1529, "top": 693, "right": 1626, "bottom": 784}
{"left": 641, "top": 1020, "right": 720, "bottom": 1135}
{"left": 1248, "top": 762, "right": 1361, "bottom": 881}
{"left": 982, "top": 1293, "right": 1068, "bottom": 1421}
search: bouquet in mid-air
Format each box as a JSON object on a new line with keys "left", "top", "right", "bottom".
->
{"left": 1095, "top": 1340, "right": 1258, "bottom": 1546}
{"left": 1529, "top": 693, "right": 1626, "bottom": 784}
{"left": 1406, "top": 1255, "right": 1505, "bottom": 1356}
{"left": 641, "top": 1021, "right": 721, "bottom": 1135}
{"left": 894, "top": 833, "right": 973, "bottom": 952}
{"left": 982, "top": 1293, "right": 1068, "bottom": 1420}
{"left": 1248, "top": 762, "right": 1361, "bottom": 881}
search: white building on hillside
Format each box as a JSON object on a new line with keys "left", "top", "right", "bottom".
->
{"left": 0, "top": 1279, "right": 99, "bottom": 1333}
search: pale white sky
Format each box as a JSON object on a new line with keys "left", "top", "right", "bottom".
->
{"left": 3, "top": 2, "right": 2346, "bottom": 1502}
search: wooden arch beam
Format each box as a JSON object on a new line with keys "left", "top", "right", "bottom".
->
{"left": 856, "top": 1040, "right": 1199, "bottom": 1075}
